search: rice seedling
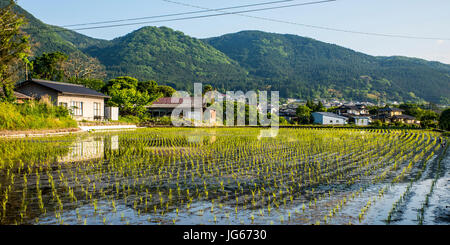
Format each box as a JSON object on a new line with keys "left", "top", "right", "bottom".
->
{"left": 0, "top": 128, "right": 445, "bottom": 225}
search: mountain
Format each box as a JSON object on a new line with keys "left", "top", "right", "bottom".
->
{"left": 205, "top": 31, "right": 450, "bottom": 104}
{"left": 3, "top": 0, "right": 450, "bottom": 103}
{"left": 83, "top": 26, "right": 250, "bottom": 92}
{"left": 1, "top": 0, "right": 106, "bottom": 61}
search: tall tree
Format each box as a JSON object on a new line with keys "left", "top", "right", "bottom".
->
{"left": 157, "top": 85, "right": 176, "bottom": 97}
{"left": 63, "top": 52, "right": 106, "bottom": 80}
{"left": 296, "top": 105, "right": 312, "bottom": 124}
{"left": 31, "top": 51, "right": 68, "bottom": 81}
{"left": 439, "top": 108, "right": 450, "bottom": 131}
{"left": 103, "top": 76, "right": 160, "bottom": 116}
{"left": 0, "top": 0, "right": 30, "bottom": 101}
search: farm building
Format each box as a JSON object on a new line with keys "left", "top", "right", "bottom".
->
{"left": 312, "top": 112, "right": 348, "bottom": 125}
{"left": 15, "top": 79, "right": 116, "bottom": 121}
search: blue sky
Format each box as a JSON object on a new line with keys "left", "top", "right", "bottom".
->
{"left": 17, "top": 0, "right": 450, "bottom": 64}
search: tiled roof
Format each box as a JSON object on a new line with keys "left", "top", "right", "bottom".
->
{"left": 17, "top": 79, "right": 110, "bottom": 98}
{"left": 378, "top": 107, "right": 404, "bottom": 112}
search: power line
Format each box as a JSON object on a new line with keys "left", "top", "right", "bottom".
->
{"left": 163, "top": 0, "right": 450, "bottom": 41}
{"left": 60, "top": 0, "right": 309, "bottom": 28}
{"left": 22, "top": 0, "right": 450, "bottom": 40}
{"left": 23, "top": 0, "right": 337, "bottom": 33}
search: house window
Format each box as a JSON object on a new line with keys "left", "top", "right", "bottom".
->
{"left": 71, "top": 101, "right": 83, "bottom": 116}
{"left": 94, "top": 102, "right": 101, "bottom": 117}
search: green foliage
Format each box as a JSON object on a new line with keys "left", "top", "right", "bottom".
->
{"left": 103, "top": 76, "right": 159, "bottom": 116}
{"left": 67, "top": 77, "right": 105, "bottom": 91}
{"left": 0, "top": 0, "right": 30, "bottom": 100}
{"left": 296, "top": 105, "right": 312, "bottom": 124}
{"left": 0, "top": 85, "right": 16, "bottom": 102}
{"left": 84, "top": 26, "right": 249, "bottom": 92}
{"left": 439, "top": 108, "right": 450, "bottom": 131}
{"left": 399, "top": 103, "right": 439, "bottom": 122}
{"left": 157, "top": 85, "right": 176, "bottom": 97}
{"left": 118, "top": 115, "right": 142, "bottom": 124}
{"left": 305, "top": 100, "right": 326, "bottom": 112}
{"left": 203, "top": 84, "right": 213, "bottom": 95}
{"left": 0, "top": 101, "right": 77, "bottom": 130}
{"left": 31, "top": 51, "right": 67, "bottom": 81}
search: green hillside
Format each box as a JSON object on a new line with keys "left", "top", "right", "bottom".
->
{"left": 1, "top": 0, "right": 105, "bottom": 61}
{"left": 205, "top": 31, "right": 450, "bottom": 103}
{"left": 83, "top": 26, "right": 250, "bottom": 91}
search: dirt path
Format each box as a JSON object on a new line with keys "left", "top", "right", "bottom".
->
{"left": 0, "top": 128, "right": 81, "bottom": 138}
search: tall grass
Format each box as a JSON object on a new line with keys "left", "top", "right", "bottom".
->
{"left": 0, "top": 101, "right": 77, "bottom": 130}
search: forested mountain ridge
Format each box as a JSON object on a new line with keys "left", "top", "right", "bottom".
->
{"left": 83, "top": 26, "right": 251, "bottom": 92}
{"left": 3, "top": 0, "right": 450, "bottom": 103}
{"left": 205, "top": 30, "right": 450, "bottom": 103}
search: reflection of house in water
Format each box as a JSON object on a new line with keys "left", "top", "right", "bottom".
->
{"left": 59, "top": 136, "right": 119, "bottom": 162}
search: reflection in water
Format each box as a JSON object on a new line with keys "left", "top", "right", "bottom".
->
{"left": 58, "top": 136, "right": 119, "bottom": 163}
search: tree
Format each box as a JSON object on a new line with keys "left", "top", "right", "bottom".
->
{"left": 67, "top": 77, "right": 105, "bottom": 91}
{"left": 62, "top": 52, "right": 106, "bottom": 80}
{"left": 314, "top": 101, "right": 326, "bottom": 112}
{"left": 0, "top": 1, "right": 30, "bottom": 101}
{"left": 31, "top": 52, "right": 68, "bottom": 81}
{"left": 203, "top": 84, "right": 213, "bottom": 95}
{"left": 439, "top": 108, "right": 450, "bottom": 131}
{"left": 296, "top": 105, "right": 312, "bottom": 124}
{"left": 157, "top": 85, "right": 176, "bottom": 97}
{"left": 306, "top": 100, "right": 314, "bottom": 110}
{"left": 138, "top": 80, "right": 159, "bottom": 95}
{"left": 103, "top": 76, "right": 159, "bottom": 116}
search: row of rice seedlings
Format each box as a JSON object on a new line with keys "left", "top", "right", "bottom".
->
{"left": 0, "top": 128, "right": 441, "bottom": 225}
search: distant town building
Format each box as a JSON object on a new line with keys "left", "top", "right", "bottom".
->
{"left": 335, "top": 104, "right": 370, "bottom": 116}
{"left": 372, "top": 107, "right": 420, "bottom": 125}
{"left": 312, "top": 112, "right": 348, "bottom": 125}
{"left": 352, "top": 116, "right": 371, "bottom": 126}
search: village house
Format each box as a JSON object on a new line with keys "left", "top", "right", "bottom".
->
{"left": 312, "top": 112, "right": 348, "bottom": 125}
{"left": 15, "top": 79, "right": 116, "bottom": 121}
{"left": 147, "top": 97, "right": 217, "bottom": 125}
{"left": 335, "top": 104, "right": 370, "bottom": 116}
{"left": 372, "top": 107, "right": 419, "bottom": 125}
{"left": 334, "top": 104, "right": 371, "bottom": 126}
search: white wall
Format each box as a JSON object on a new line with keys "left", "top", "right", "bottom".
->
{"left": 57, "top": 95, "right": 105, "bottom": 121}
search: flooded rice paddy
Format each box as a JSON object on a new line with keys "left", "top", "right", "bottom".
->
{"left": 0, "top": 128, "right": 448, "bottom": 225}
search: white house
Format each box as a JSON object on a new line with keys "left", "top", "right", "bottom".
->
{"left": 312, "top": 112, "right": 348, "bottom": 125}
{"left": 16, "top": 79, "right": 117, "bottom": 121}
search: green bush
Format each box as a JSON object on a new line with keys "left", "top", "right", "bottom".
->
{"left": 0, "top": 101, "right": 77, "bottom": 130}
